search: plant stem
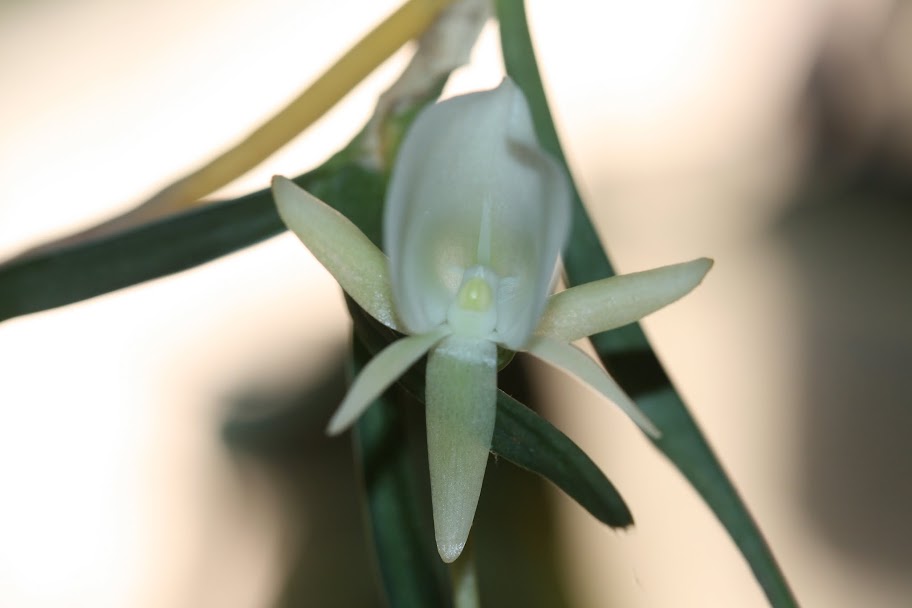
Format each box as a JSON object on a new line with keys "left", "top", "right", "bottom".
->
{"left": 449, "top": 537, "right": 480, "bottom": 608}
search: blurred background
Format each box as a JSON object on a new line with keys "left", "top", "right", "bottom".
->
{"left": 1, "top": 0, "right": 910, "bottom": 606}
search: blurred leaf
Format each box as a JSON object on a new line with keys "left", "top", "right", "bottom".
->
{"left": 0, "top": 160, "right": 388, "bottom": 324}
{"left": 496, "top": 1, "right": 798, "bottom": 606}
{"left": 349, "top": 299, "right": 634, "bottom": 530}
{"left": 0, "top": 186, "right": 279, "bottom": 323}
{"left": 221, "top": 347, "right": 349, "bottom": 454}
{"left": 351, "top": 337, "right": 453, "bottom": 608}
{"left": 219, "top": 348, "right": 387, "bottom": 607}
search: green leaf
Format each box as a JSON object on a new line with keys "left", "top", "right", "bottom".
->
{"left": 0, "top": 162, "right": 386, "bottom": 324}
{"left": 351, "top": 337, "right": 452, "bottom": 608}
{"left": 0, "top": 188, "right": 279, "bottom": 323}
{"left": 0, "top": 59, "right": 443, "bottom": 326}
{"left": 496, "top": 1, "right": 798, "bottom": 606}
{"left": 348, "top": 299, "right": 633, "bottom": 530}
{"left": 492, "top": 388, "right": 632, "bottom": 528}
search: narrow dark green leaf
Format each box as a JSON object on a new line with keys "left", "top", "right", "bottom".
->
{"left": 0, "top": 61, "right": 442, "bottom": 326}
{"left": 496, "top": 1, "right": 798, "bottom": 606}
{"left": 351, "top": 338, "right": 452, "bottom": 608}
{"left": 492, "top": 388, "right": 633, "bottom": 528}
{"left": 0, "top": 162, "right": 386, "bottom": 324}
{"left": 348, "top": 299, "right": 633, "bottom": 529}
{"left": 0, "top": 187, "right": 279, "bottom": 323}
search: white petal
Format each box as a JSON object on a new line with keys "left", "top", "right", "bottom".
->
{"left": 536, "top": 258, "right": 713, "bottom": 342}
{"left": 425, "top": 336, "right": 497, "bottom": 562}
{"left": 525, "top": 336, "right": 660, "bottom": 438}
{"left": 384, "top": 78, "right": 570, "bottom": 348}
{"left": 272, "top": 176, "right": 400, "bottom": 330}
{"left": 326, "top": 328, "right": 450, "bottom": 435}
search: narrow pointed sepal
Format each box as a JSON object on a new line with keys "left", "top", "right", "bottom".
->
{"left": 535, "top": 258, "right": 713, "bottom": 343}
{"left": 327, "top": 328, "right": 450, "bottom": 435}
{"left": 272, "top": 175, "right": 401, "bottom": 331}
{"left": 525, "top": 336, "right": 661, "bottom": 438}
{"left": 425, "top": 336, "right": 497, "bottom": 563}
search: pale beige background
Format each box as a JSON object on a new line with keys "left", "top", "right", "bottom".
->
{"left": 1, "top": 1, "right": 909, "bottom": 607}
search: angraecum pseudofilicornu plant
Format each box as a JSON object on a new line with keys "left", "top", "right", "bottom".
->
{"left": 0, "top": 1, "right": 797, "bottom": 606}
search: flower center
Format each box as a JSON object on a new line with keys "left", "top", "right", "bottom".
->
{"left": 447, "top": 266, "right": 498, "bottom": 338}
{"left": 456, "top": 276, "right": 493, "bottom": 312}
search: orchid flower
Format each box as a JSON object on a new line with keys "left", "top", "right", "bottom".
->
{"left": 272, "top": 77, "right": 712, "bottom": 563}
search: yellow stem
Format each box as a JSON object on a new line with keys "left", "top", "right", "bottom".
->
{"left": 7, "top": 0, "right": 457, "bottom": 262}
{"left": 136, "top": 0, "right": 455, "bottom": 219}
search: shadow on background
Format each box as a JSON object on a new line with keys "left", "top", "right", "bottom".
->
{"left": 775, "top": 1, "right": 912, "bottom": 579}
{"left": 221, "top": 342, "right": 576, "bottom": 606}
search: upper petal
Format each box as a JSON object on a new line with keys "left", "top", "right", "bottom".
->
{"left": 384, "top": 78, "right": 570, "bottom": 348}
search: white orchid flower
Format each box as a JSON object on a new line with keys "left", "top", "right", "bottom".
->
{"left": 272, "top": 77, "right": 712, "bottom": 563}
